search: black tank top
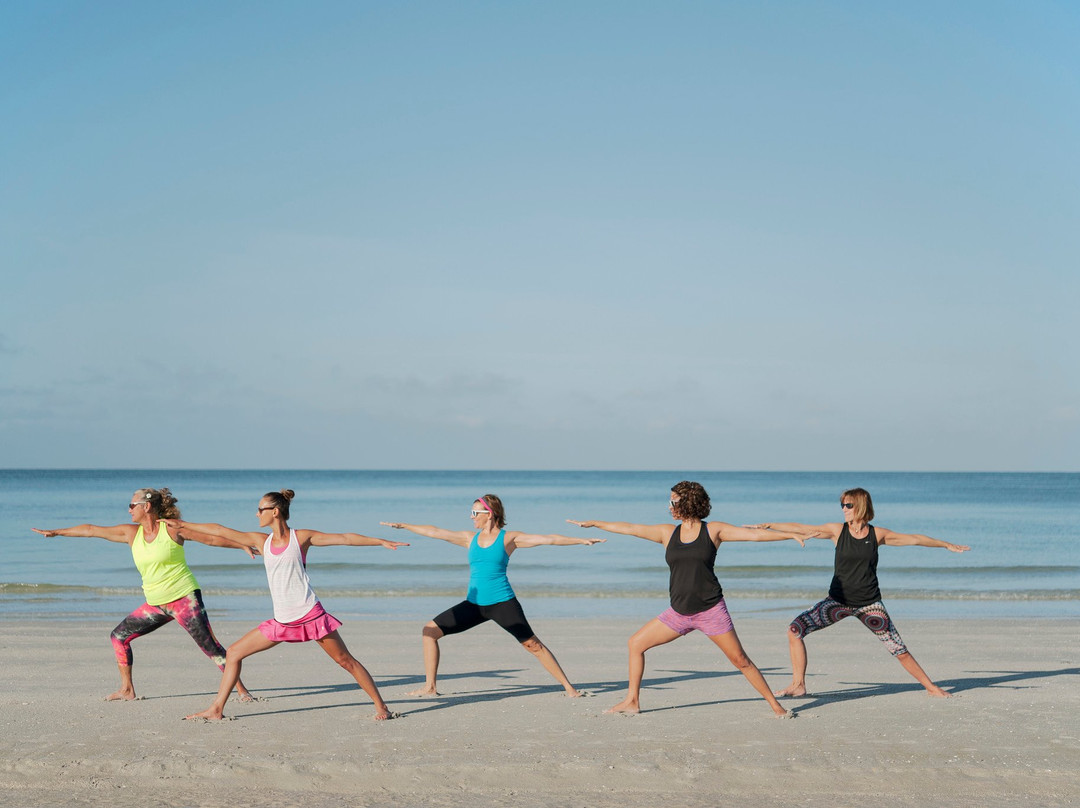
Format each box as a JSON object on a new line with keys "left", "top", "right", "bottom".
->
{"left": 665, "top": 523, "right": 723, "bottom": 615}
{"left": 828, "top": 524, "right": 882, "bottom": 607}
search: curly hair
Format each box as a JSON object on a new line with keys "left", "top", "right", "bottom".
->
{"left": 475, "top": 494, "right": 507, "bottom": 529}
{"left": 670, "top": 481, "right": 711, "bottom": 520}
{"left": 840, "top": 488, "right": 874, "bottom": 522}
{"left": 262, "top": 489, "right": 296, "bottom": 520}
{"left": 133, "top": 488, "right": 181, "bottom": 520}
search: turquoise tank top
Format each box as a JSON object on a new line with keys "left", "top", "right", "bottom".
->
{"left": 466, "top": 529, "right": 516, "bottom": 605}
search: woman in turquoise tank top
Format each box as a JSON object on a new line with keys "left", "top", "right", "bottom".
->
{"left": 33, "top": 487, "right": 255, "bottom": 702}
{"left": 382, "top": 494, "right": 605, "bottom": 698}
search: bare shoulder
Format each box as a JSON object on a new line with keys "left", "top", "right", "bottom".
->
{"left": 707, "top": 520, "right": 734, "bottom": 541}
{"left": 657, "top": 523, "right": 679, "bottom": 545}
{"left": 293, "top": 528, "right": 318, "bottom": 546}
{"left": 872, "top": 525, "right": 893, "bottom": 542}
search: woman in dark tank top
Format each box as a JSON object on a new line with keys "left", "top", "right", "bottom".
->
{"left": 569, "top": 480, "right": 810, "bottom": 718}
{"left": 753, "top": 487, "right": 970, "bottom": 699}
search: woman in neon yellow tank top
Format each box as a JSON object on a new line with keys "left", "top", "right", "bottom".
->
{"left": 33, "top": 487, "right": 255, "bottom": 702}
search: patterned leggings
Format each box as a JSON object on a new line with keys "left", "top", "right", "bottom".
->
{"left": 789, "top": 597, "right": 908, "bottom": 657}
{"left": 110, "top": 589, "right": 228, "bottom": 668}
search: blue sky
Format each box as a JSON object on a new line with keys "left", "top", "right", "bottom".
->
{"left": 2, "top": 2, "right": 1077, "bottom": 471}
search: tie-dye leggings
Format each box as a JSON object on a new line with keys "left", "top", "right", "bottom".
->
{"left": 110, "top": 589, "right": 228, "bottom": 668}
{"left": 788, "top": 597, "right": 908, "bottom": 657}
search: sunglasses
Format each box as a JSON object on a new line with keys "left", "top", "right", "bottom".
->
{"left": 470, "top": 509, "right": 486, "bottom": 517}
{"left": 841, "top": 502, "right": 855, "bottom": 510}
{"left": 257, "top": 506, "right": 276, "bottom": 513}
{"left": 128, "top": 502, "right": 145, "bottom": 510}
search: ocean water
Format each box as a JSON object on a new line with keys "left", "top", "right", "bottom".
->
{"left": 1, "top": 470, "right": 1077, "bottom": 623}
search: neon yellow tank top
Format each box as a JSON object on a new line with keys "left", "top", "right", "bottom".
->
{"left": 130, "top": 522, "right": 200, "bottom": 605}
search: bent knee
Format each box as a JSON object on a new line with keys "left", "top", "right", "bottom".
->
{"left": 421, "top": 624, "right": 443, "bottom": 640}
{"left": 331, "top": 653, "right": 358, "bottom": 670}
{"left": 225, "top": 641, "right": 253, "bottom": 661}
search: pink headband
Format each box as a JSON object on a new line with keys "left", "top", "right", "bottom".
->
{"left": 475, "top": 497, "right": 492, "bottom": 513}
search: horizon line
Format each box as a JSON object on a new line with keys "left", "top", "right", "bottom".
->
{"left": 2, "top": 468, "right": 1076, "bottom": 474}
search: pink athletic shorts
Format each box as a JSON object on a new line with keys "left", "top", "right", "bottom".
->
{"left": 657, "top": 598, "right": 734, "bottom": 637}
{"left": 259, "top": 602, "right": 342, "bottom": 643}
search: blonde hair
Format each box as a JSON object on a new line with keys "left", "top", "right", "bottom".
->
{"left": 133, "top": 488, "right": 181, "bottom": 519}
{"left": 840, "top": 488, "right": 874, "bottom": 523}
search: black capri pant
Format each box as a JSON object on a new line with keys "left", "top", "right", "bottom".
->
{"left": 432, "top": 597, "right": 536, "bottom": 643}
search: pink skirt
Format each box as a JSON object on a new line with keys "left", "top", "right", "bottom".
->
{"left": 259, "top": 602, "right": 342, "bottom": 643}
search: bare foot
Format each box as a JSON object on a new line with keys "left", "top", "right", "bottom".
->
{"left": 184, "top": 707, "right": 225, "bottom": 721}
{"left": 926, "top": 686, "right": 953, "bottom": 698}
{"left": 237, "top": 689, "right": 257, "bottom": 703}
{"left": 775, "top": 709, "right": 797, "bottom": 719}
{"left": 106, "top": 688, "right": 137, "bottom": 701}
{"left": 374, "top": 709, "right": 399, "bottom": 721}
{"left": 406, "top": 686, "right": 440, "bottom": 697}
{"left": 604, "top": 697, "right": 640, "bottom": 714}
{"left": 773, "top": 684, "right": 807, "bottom": 698}
{"left": 566, "top": 689, "right": 594, "bottom": 698}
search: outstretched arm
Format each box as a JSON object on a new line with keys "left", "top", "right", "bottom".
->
{"left": 877, "top": 527, "right": 970, "bottom": 552}
{"left": 565, "top": 519, "right": 670, "bottom": 544}
{"left": 380, "top": 522, "right": 472, "bottom": 547}
{"left": 746, "top": 521, "right": 842, "bottom": 542}
{"left": 510, "top": 531, "right": 607, "bottom": 549}
{"left": 173, "top": 524, "right": 262, "bottom": 554}
{"left": 300, "top": 529, "right": 409, "bottom": 550}
{"left": 32, "top": 524, "right": 135, "bottom": 544}
{"left": 714, "top": 523, "right": 815, "bottom": 545}
{"left": 171, "top": 520, "right": 266, "bottom": 546}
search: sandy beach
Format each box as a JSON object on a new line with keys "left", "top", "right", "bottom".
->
{"left": 1, "top": 616, "right": 1076, "bottom": 807}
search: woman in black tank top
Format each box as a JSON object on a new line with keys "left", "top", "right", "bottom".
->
{"left": 753, "top": 487, "right": 970, "bottom": 699}
{"left": 569, "top": 481, "right": 810, "bottom": 718}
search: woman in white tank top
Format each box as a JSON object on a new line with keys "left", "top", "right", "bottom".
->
{"left": 176, "top": 489, "right": 408, "bottom": 722}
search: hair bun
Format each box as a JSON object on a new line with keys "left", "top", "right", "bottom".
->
{"left": 281, "top": 489, "right": 296, "bottom": 501}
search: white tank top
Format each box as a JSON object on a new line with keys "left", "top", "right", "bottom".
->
{"left": 263, "top": 529, "right": 319, "bottom": 623}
